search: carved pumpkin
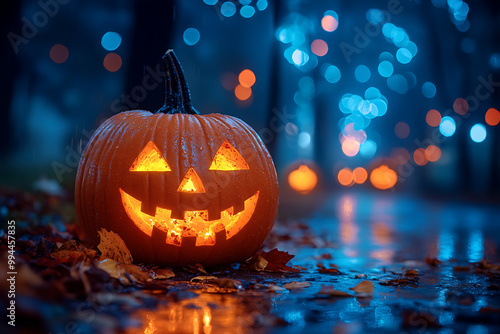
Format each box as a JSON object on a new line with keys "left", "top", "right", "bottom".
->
{"left": 75, "top": 50, "right": 279, "bottom": 267}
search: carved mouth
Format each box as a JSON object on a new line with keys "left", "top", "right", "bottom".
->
{"left": 119, "top": 189, "right": 259, "bottom": 246}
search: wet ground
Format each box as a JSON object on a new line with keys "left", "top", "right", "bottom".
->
{"left": 125, "top": 191, "right": 500, "bottom": 333}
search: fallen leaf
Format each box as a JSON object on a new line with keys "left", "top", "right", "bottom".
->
{"left": 153, "top": 268, "right": 175, "bottom": 279}
{"left": 316, "top": 285, "right": 353, "bottom": 297}
{"left": 190, "top": 276, "right": 218, "bottom": 282}
{"left": 453, "top": 265, "right": 471, "bottom": 272}
{"left": 283, "top": 281, "right": 312, "bottom": 290}
{"left": 255, "top": 255, "right": 269, "bottom": 271}
{"left": 349, "top": 280, "right": 374, "bottom": 297}
{"left": 97, "top": 229, "right": 133, "bottom": 264}
{"left": 404, "top": 269, "right": 420, "bottom": 277}
{"left": 267, "top": 283, "right": 287, "bottom": 292}
{"left": 247, "top": 249, "right": 300, "bottom": 273}
{"left": 96, "top": 259, "right": 150, "bottom": 285}
{"left": 355, "top": 273, "right": 367, "bottom": 279}
{"left": 183, "top": 263, "right": 207, "bottom": 274}
{"left": 208, "top": 278, "right": 244, "bottom": 290}
{"left": 402, "top": 310, "right": 440, "bottom": 328}
{"left": 425, "top": 257, "right": 442, "bottom": 266}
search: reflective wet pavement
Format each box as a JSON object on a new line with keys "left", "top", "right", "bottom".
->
{"left": 127, "top": 191, "right": 500, "bottom": 333}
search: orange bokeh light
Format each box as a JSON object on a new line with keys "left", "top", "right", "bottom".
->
{"left": 288, "top": 165, "right": 318, "bottom": 194}
{"left": 391, "top": 147, "right": 410, "bottom": 165}
{"left": 426, "top": 109, "right": 442, "bottom": 127}
{"left": 238, "top": 69, "right": 256, "bottom": 88}
{"left": 352, "top": 167, "right": 367, "bottom": 184}
{"left": 311, "top": 39, "right": 328, "bottom": 56}
{"left": 413, "top": 148, "right": 428, "bottom": 166}
{"left": 370, "top": 165, "right": 397, "bottom": 190}
{"left": 338, "top": 168, "right": 354, "bottom": 187}
{"left": 321, "top": 15, "right": 338, "bottom": 32}
{"left": 395, "top": 122, "right": 410, "bottom": 139}
{"left": 485, "top": 108, "right": 500, "bottom": 126}
{"left": 425, "top": 145, "right": 441, "bottom": 162}
{"left": 453, "top": 98, "right": 469, "bottom": 115}
{"left": 103, "top": 53, "right": 122, "bottom": 72}
{"left": 341, "top": 137, "right": 360, "bottom": 157}
{"left": 49, "top": 44, "right": 69, "bottom": 64}
{"left": 234, "top": 84, "right": 252, "bottom": 101}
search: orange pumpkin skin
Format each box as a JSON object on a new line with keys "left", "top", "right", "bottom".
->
{"left": 75, "top": 51, "right": 278, "bottom": 267}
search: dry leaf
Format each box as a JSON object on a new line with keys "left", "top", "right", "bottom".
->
{"left": 404, "top": 269, "right": 420, "bottom": 277}
{"left": 453, "top": 265, "right": 471, "bottom": 272}
{"left": 355, "top": 273, "right": 367, "bottom": 279}
{"left": 208, "top": 278, "right": 244, "bottom": 290}
{"left": 317, "top": 285, "right": 353, "bottom": 297}
{"left": 349, "top": 280, "right": 374, "bottom": 297}
{"left": 190, "top": 276, "right": 218, "bottom": 282}
{"left": 267, "top": 283, "right": 286, "bottom": 292}
{"left": 96, "top": 259, "right": 150, "bottom": 285}
{"left": 255, "top": 255, "right": 269, "bottom": 271}
{"left": 247, "top": 249, "right": 300, "bottom": 273}
{"left": 154, "top": 268, "right": 175, "bottom": 279}
{"left": 183, "top": 263, "right": 207, "bottom": 274}
{"left": 425, "top": 257, "right": 442, "bottom": 266}
{"left": 97, "top": 229, "right": 133, "bottom": 264}
{"left": 283, "top": 281, "right": 311, "bottom": 290}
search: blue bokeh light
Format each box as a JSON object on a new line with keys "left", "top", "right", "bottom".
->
{"left": 203, "top": 0, "right": 218, "bottom": 5}
{"left": 366, "top": 9, "right": 385, "bottom": 25}
{"left": 239, "top": 0, "right": 251, "bottom": 5}
{"left": 360, "top": 139, "right": 377, "bottom": 159}
{"left": 101, "top": 32, "right": 122, "bottom": 51}
{"left": 470, "top": 124, "right": 487, "bottom": 143}
{"left": 490, "top": 53, "right": 500, "bottom": 69}
{"left": 387, "top": 74, "right": 409, "bottom": 94}
{"left": 183, "top": 28, "right": 200, "bottom": 46}
{"left": 396, "top": 48, "right": 412, "bottom": 64}
{"left": 240, "top": 5, "right": 255, "bottom": 18}
{"left": 355, "top": 65, "right": 371, "bottom": 83}
{"left": 378, "top": 61, "right": 393, "bottom": 77}
{"left": 221, "top": 1, "right": 237, "bottom": 17}
{"left": 422, "top": 82, "right": 437, "bottom": 98}
{"left": 292, "top": 49, "right": 309, "bottom": 67}
{"left": 324, "top": 65, "right": 341, "bottom": 83}
{"left": 256, "top": 0, "right": 268, "bottom": 11}
{"left": 439, "top": 116, "right": 456, "bottom": 137}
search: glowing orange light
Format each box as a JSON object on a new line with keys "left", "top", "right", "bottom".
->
{"left": 103, "top": 53, "right": 122, "bottom": 72}
{"left": 321, "top": 15, "right": 338, "bottom": 32}
{"left": 234, "top": 84, "right": 252, "bottom": 101}
{"left": 394, "top": 122, "right": 410, "bottom": 139}
{"left": 453, "top": 98, "right": 469, "bottom": 115}
{"left": 370, "top": 165, "right": 397, "bottom": 190}
{"left": 311, "top": 39, "right": 328, "bottom": 56}
{"left": 209, "top": 141, "right": 249, "bottom": 170}
{"left": 288, "top": 165, "right": 318, "bottom": 194}
{"left": 220, "top": 72, "right": 237, "bottom": 91}
{"left": 425, "top": 145, "right": 441, "bottom": 162}
{"left": 120, "top": 189, "right": 259, "bottom": 246}
{"left": 485, "top": 108, "right": 500, "bottom": 126}
{"left": 413, "top": 148, "right": 428, "bottom": 166}
{"left": 352, "top": 167, "right": 367, "bottom": 184}
{"left": 337, "top": 168, "right": 354, "bottom": 187}
{"left": 391, "top": 147, "right": 410, "bottom": 165}
{"left": 49, "top": 44, "right": 69, "bottom": 64}
{"left": 342, "top": 137, "right": 360, "bottom": 157}
{"left": 238, "top": 69, "right": 256, "bottom": 88}
{"left": 130, "top": 141, "right": 171, "bottom": 172}
{"left": 426, "top": 109, "right": 442, "bottom": 127}
{"left": 177, "top": 167, "right": 206, "bottom": 193}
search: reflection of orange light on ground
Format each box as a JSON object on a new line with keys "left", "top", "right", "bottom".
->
{"left": 342, "top": 137, "right": 360, "bottom": 157}
{"left": 370, "top": 249, "right": 394, "bottom": 263}
{"left": 370, "top": 165, "right": 397, "bottom": 190}
{"left": 288, "top": 165, "right": 318, "bottom": 194}
{"left": 485, "top": 108, "right": 500, "bottom": 126}
{"left": 425, "top": 145, "right": 441, "bottom": 162}
{"left": 234, "top": 84, "right": 252, "bottom": 101}
{"left": 311, "top": 39, "right": 328, "bottom": 56}
{"left": 238, "top": 69, "right": 256, "bottom": 88}
{"left": 391, "top": 147, "right": 410, "bottom": 165}
{"left": 372, "top": 222, "right": 392, "bottom": 246}
{"left": 338, "top": 195, "right": 358, "bottom": 245}
{"left": 352, "top": 167, "right": 367, "bottom": 184}
{"left": 426, "top": 109, "right": 442, "bottom": 127}
{"left": 321, "top": 15, "right": 338, "bottom": 32}
{"left": 453, "top": 98, "right": 469, "bottom": 115}
{"left": 413, "top": 148, "right": 428, "bottom": 166}
{"left": 338, "top": 168, "right": 353, "bottom": 186}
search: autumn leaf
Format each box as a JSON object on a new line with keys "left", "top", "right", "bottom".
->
{"left": 349, "top": 280, "right": 374, "bottom": 297}
{"left": 96, "top": 259, "right": 150, "bottom": 285}
{"left": 267, "top": 283, "right": 287, "bottom": 292}
{"left": 255, "top": 249, "right": 300, "bottom": 273}
{"left": 153, "top": 268, "right": 175, "bottom": 279}
{"left": 190, "top": 276, "right": 218, "bottom": 282}
{"left": 97, "top": 229, "right": 133, "bottom": 264}
{"left": 183, "top": 263, "right": 208, "bottom": 274}
{"left": 316, "top": 285, "right": 353, "bottom": 297}
{"left": 283, "top": 281, "right": 311, "bottom": 290}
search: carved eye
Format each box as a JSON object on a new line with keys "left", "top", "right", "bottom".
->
{"left": 130, "top": 141, "right": 171, "bottom": 172}
{"left": 209, "top": 140, "right": 249, "bottom": 171}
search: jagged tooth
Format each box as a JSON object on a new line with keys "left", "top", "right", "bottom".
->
{"left": 212, "top": 223, "right": 227, "bottom": 243}
{"left": 181, "top": 233, "right": 197, "bottom": 248}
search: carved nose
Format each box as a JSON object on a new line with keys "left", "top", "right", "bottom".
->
{"left": 177, "top": 167, "right": 206, "bottom": 193}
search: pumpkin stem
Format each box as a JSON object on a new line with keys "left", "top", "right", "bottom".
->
{"left": 157, "top": 49, "right": 199, "bottom": 115}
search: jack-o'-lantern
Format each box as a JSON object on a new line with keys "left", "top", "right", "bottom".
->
{"left": 75, "top": 50, "right": 279, "bottom": 267}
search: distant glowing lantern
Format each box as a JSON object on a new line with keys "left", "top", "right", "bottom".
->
{"left": 370, "top": 165, "right": 397, "bottom": 190}
{"left": 288, "top": 164, "right": 318, "bottom": 194}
